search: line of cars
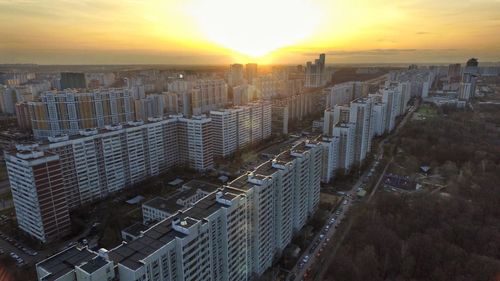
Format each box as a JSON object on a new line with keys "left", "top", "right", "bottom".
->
{"left": 297, "top": 205, "right": 344, "bottom": 274}
{"left": 8, "top": 251, "right": 25, "bottom": 267}
{"left": 0, "top": 214, "right": 9, "bottom": 225}
{"left": 0, "top": 231, "right": 38, "bottom": 257}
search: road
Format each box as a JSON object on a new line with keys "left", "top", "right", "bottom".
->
{"left": 290, "top": 102, "right": 418, "bottom": 281}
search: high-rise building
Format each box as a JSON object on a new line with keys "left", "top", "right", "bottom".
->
{"left": 15, "top": 101, "right": 32, "bottom": 131}
{"left": 191, "top": 79, "right": 228, "bottom": 115}
{"left": 349, "top": 97, "right": 373, "bottom": 164}
{"left": 228, "top": 64, "right": 244, "bottom": 87}
{"left": 324, "top": 81, "right": 363, "bottom": 108}
{"left": 372, "top": 102, "right": 387, "bottom": 137}
{"left": 333, "top": 123, "right": 355, "bottom": 173}
{"left": 322, "top": 105, "right": 350, "bottom": 137}
{"left": 305, "top": 54, "right": 326, "bottom": 88}
{"left": 320, "top": 136, "right": 339, "bottom": 183}
{"left": 463, "top": 58, "right": 479, "bottom": 99}
{"left": 382, "top": 88, "right": 398, "bottom": 133}
{"left": 4, "top": 144, "right": 71, "bottom": 243}
{"left": 177, "top": 115, "right": 214, "bottom": 171}
{"left": 246, "top": 63, "right": 258, "bottom": 84}
{"left": 29, "top": 89, "right": 134, "bottom": 139}
{"left": 458, "top": 82, "right": 473, "bottom": 101}
{"left": 7, "top": 115, "right": 233, "bottom": 242}
{"left": 210, "top": 108, "right": 239, "bottom": 158}
{"left": 233, "top": 85, "right": 249, "bottom": 106}
{"left": 236, "top": 106, "right": 252, "bottom": 148}
{"left": 36, "top": 139, "right": 323, "bottom": 281}
{"left": 447, "top": 64, "right": 462, "bottom": 83}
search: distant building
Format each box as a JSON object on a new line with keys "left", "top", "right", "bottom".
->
{"left": 458, "top": 82, "right": 472, "bottom": 101}
{"left": 29, "top": 89, "right": 134, "bottom": 139}
{"left": 15, "top": 101, "right": 32, "bottom": 131}
{"left": 305, "top": 54, "right": 327, "bottom": 88}
{"left": 233, "top": 84, "right": 249, "bottom": 106}
{"left": 228, "top": 64, "right": 244, "bottom": 87}
{"left": 324, "top": 81, "right": 363, "bottom": 108}
{"left": 447, "top": 63, "right": 461, "bottom": 83}
{"left": 246, "top": 63, "right": 258, "bottom": 84}
{"left": 60, "top": 72, "right": 86, "bottom": 89}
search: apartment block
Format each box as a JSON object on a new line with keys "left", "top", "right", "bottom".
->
{"left": 36, "top": 139, "right": 323, "bottom": 281}
{"left": 177, "top": 115, "right": 213, "bottom": 171}
{"left": 324, "top": 81, "right": 363, "bottom": 108}
{"left": 320, "top": 136, "right": 339, "bottom": 183}
{"left": 349, "top": 97, "right": 373, "bottom": 164}
{"left": 30, "top": 89, "right": 134, "bottom": 139}
{"left": 333, "top": 123, "right": 355, "bottom": 173}
{"left": 4, "top": 144, "right": 71, "bottom": 243}
{"left": 210, "top": 109, "right": 239, "bottom": 158}
{"left": 372, "top": 102, "right": 387, "bottom": 137}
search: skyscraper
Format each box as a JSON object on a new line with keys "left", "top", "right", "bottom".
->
{"left": 305, "top": 54, "right": 326, "bottom": 88}
{"left": 228, "top": 64, "right": 244, "bottom": 87}
{"left": 245, "top": 63, "right": 258, "bottom": 84}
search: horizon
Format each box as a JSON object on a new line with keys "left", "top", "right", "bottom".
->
{"left": 1, "top": 0, "right": 499, "bottom": 65}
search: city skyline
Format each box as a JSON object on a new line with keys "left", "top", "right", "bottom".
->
{"left": 1, "top": 0, "right": 500, "bottom": 65}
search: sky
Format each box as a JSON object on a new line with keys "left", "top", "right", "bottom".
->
{"left": 0, "top": 0, "right": 499, "bottom": 65}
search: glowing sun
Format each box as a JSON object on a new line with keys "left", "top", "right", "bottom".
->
{"left": 188, "top": 0, "right": 321, "bottom": 57}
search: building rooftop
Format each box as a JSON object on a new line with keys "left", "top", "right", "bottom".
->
{"left": 143, "top": 197, "right": 180, "bottom": 215}
{"left": 253, "top": 161, "right": 277, "bottom": 177}
{"left": 143, "top": 180, "right": 222, "bottom": 215}
{"left": 110, "top": 190, "right": 243, "bottom": 270}
{"left": 37, "top": 246, "right": 96, "bottom": 281}
{"left": 79, "top": 256, "right": 108, "bottom": 274}
{"left": 183, "top": 180, "right": 220, "bottom": 192}
{"left": 122, "top": 222, "right": 150, "bottom": 238}
{"left": 226, "top": 174, "right": 254, "bottom": 191}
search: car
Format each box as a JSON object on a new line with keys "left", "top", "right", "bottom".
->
{"left": 302, "top": 255, "right": 310, "bottom": 262}
{"left": 319, "top": 234, "right": 325, "bottom": 239}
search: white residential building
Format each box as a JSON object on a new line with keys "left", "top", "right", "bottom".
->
{"left": 4, "top": 144, "right": 71, "bottom": 243}
{"left": 372, "top": 102, "right": 387, "bottom": 137}
{"left": 210, "top": 109, "right": 239, "bottom": 158}
{"left": 333, "top": 123, "right": 355, "bottom": 173}
{"left": 349, "top": 97, "right": 373, "bottom": 164}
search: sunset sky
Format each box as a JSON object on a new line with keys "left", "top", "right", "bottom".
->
{"left": 0, "top": 0, "right": 499, "bottom": 65}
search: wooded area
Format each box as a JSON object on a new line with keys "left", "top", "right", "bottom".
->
{"left": 325, "top": 104, "right": 500, "bottom": 281}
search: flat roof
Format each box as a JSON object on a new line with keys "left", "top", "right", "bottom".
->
{"left": 144, "top": 180, "right": 222, "bottom": 214}
{"left": 226, "top": 174, "right": 253, "bottom": 191}
{"left": 122, "top": 222, "right": 149, "bottom": 237}
{"left": 182, "top": 180, "right": 220, "bottom": 192}
{"left": 253, "top": 161, "right": 277, "bottom": 177}
{"left": 79, "top": 256, "right": 108, "bottom": 274}
{"left": 143, "top": 197, "right": 181, "bottom": 214}
{"left": 37, "top": 246, "right": 96, "bottom": 281}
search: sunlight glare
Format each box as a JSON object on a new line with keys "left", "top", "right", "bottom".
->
{"left": 188, "top": 0, "right": 321, "bottom": 57}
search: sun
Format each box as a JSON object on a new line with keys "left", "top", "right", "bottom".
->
{"left": 187, "top": 0, "right": 321, "bottom": 58}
